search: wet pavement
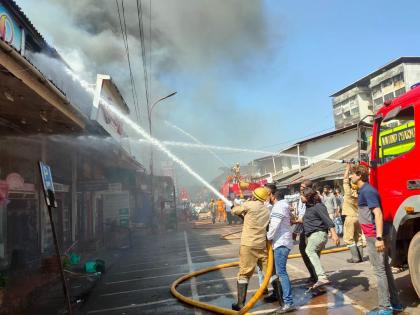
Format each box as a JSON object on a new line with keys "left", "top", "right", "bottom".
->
{"left": 76, "top": 220, "right": 419, "bottom": 315}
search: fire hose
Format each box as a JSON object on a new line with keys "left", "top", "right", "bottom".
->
{"left": 170, "top": 230, "right": 350, "bottom": 314}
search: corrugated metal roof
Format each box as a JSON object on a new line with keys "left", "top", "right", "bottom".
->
{"left": 276, "top": 144, "right": 358, "bottom": 187}
{"left": 5, "top": 0, "right": 49, "bottom": 47}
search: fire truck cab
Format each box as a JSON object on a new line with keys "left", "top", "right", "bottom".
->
{"left": 367, "top": 84, "right": 420, "bottom": 297}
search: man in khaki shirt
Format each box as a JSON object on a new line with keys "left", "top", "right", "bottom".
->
{"left": 343, "top": 163, "right": 363, "bottom": 263}
{"left": 231, "top": 187, "right": 270, "bottom": 310}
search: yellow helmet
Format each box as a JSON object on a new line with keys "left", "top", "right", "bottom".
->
{"left": 252, "top": 187, "right": 270, "bottom": 202}
{"left": 239, "top": 181, "right": 250, "bottom": 190}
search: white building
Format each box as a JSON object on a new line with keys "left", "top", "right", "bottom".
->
{"left": 251, "top": 124, "right": 370, "bottom": 183}
{"left": 332, "top": 57, "right": 420, "bottom": 129}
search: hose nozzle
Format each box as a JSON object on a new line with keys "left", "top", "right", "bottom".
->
{"left": 341, "top": 158, "right": 359, "bottom": 164}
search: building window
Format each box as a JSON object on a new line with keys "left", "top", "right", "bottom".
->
{"left": 334, "top": 106, "right": 342, "bottom": 116}
{"left": 382, "top": 78, "right": 394, "bottom": 94}
{"left": 395, "top": 87, "right": 406, "bottom": 97}
{"left": 350, "top": 106, "right": 360, "bottom": 116}
{"left": 384, "top": 92, "right": 394, "bottom": 101}
{"left": 393, "top": 73, "right": 405, "bottom": 89}
{"left": 382, "top": 78, "right": 393, "bottom": 88}
{"left": 374, "top": 97, "right": 384, "bottom": 107}
{"left": 372, "top": 84, "right": 382, "bottom": 99}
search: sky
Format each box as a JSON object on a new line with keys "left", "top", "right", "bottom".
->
{"left": 16, "top": 0, "right": 420, "bottom": 187}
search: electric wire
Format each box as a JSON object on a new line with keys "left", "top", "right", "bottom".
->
{"left": 136, "top": 0, "right": 151, "bottom": 118}
{"left": 116, "top": 0, "right": 140, "bottom": 122}
{"left": 121, "top": 0, "right": 141, "bottom": 122}
{"left": 149, "top": 0, "right": 152, "bottom": 104}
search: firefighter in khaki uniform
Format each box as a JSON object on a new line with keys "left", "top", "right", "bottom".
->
{"left": 343, "top": 163, "right": 363, "bottom": 263}
{"left": 231, "top": 187, "right": 270, "bottom": 310}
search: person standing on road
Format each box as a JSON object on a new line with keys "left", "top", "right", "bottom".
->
{"left": 322, "top": 185, "right": 339, "bottom": 222}
{"left": 292, "top": 179, "right": 318, "bottom": 284}
{"left": 233, "top": 195, "right": 244, "bottom": 224}
{"left": 350, "top": 165, "right": 403, "bottom": 315}
{"left": 334, "top": 188, "right": 344, "bottom": 235}
{"left": 217, "top": 198, "right": 226, "bottom": 223}
{"left": 302, "top": 187, "right": 340, "bottom": 288}
{"left": 267, "top": 190, "right": 295, "bottom": 313}
{"left": 226, "top": 197, "right": 233, "bottom": 225}
{"left": 335, "top": 187, "right": 344, "bottom": 221}
{"left": 231, "top": 187, "right": 270, "bottom": 311}
{"left": 209, "top": 199, "right": 217, "bottom": 224}
{"left": 260, "top": 184, "right": 279, "bottom": 302}
{"left": 342, "top": 163, "right": 363, "bottom": 263}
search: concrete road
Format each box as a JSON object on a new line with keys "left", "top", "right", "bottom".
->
{"left": 77, "top": 221, "right": 419, "bottom": 315}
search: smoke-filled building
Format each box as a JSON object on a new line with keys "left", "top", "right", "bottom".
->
{"left": 0, "top": 0, "right": 147, "bottom": 280}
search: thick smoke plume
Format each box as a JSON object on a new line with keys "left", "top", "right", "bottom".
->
{"left": 18, "top": 0, "right": 281, "bottom": 186}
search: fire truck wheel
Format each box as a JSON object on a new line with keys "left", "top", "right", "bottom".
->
{"left": 407, "top": 231, "right": 420, "bottom": 298}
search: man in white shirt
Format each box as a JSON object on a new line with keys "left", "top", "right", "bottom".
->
{"left": 267, "top": 190, "right": 295, "bottom": 313}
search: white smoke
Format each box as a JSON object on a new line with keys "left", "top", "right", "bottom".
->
{"left": 17, "top": 0, "right": 283, "bottom": 185}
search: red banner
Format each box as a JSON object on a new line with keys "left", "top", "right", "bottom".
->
{"left": 179, "top": 188, "right": 189, "bottom": 201}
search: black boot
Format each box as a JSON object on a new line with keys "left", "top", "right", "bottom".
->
{"left": 347, "top": 245, "right": 362, "bottom": 263}
{"left": 264, "top": 277, "right": 283, "bottom": 303}
{"left": 264, "top": 286, "right": 277, "bottom": 302}
{"left": 357, "top": 245, "right": 364, "bottom": 261}
{"left": 232, "top": 281, "right": 248, "bottom": 311}
{"left": 273, "top": 277, "right": 284, "bottom": 307}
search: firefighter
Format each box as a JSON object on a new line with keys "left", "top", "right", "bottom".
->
{"left": 343, "top": 163, "right": 363, "bottom": 263}
{"left": 217, "top": 198, "right": 226, "bottom": 223}
{"left": 231, "top": 187, "right": 270, "bottom": 310}
{"left": 209, "top": 199, "right": 217, "bottom": 224}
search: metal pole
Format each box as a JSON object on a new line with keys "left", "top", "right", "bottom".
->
{"left": 148, "top": 110, "right": 155, "bottom": 231}
{"left": 148, "top": 92, "right": 177, "bottom": 232}
{"left": 47, "top": 205, "right": 73, "bottom": 314}
{"left": 272, "top": 156, "right": 277, "bottom": 175}
{"left": 297, "top": 144, "right": 301, "bottom": 172}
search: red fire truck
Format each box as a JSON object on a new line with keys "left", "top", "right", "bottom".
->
{"left": 360, "top": 83, "right": 420, "bottom": 297}
{"left": 220, "top": 177, "right": 268, "bottom": 200}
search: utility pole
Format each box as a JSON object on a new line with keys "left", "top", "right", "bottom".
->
{"left": 147, "top": 92, "right": 177, "bottom": 230}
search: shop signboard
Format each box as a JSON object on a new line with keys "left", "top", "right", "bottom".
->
{"left": 39, "top": 161, "right": 57, "bottom": 207}
{"left": 92, "top": 75, "right": 128, "bottom": 137}
{"left": 0, "top": 4, "right": 24, "bottom": 52}
{"left": 118, "top": 208, "right": 129, "bottom": 227}
{"left": 91, "top": 74, "right": 133, "bottom": 158}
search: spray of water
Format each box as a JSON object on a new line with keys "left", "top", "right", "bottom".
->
{"left": 164, "top": 120, "right": 229, "bottom": 167}
{"left": 136, "top": 139, "right": 344, "bottom": 163}
{"left": 64, "top": 68, "right": 233, "bottom": 207}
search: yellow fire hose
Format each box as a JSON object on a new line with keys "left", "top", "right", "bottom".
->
{"left": 170, "top": 233, "right": 350, "bottom": 315}
{"left": 171, "top": 242, "right": 274, "bottom": 315}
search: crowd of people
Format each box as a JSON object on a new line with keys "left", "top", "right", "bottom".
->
{"left": 228, "top": 163, "right": 403, "bottom": 315}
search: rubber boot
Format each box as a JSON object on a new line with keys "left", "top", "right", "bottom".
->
{"left": 232, "top": 281, "right": 248, "bottom": 311}
{"left": 357, "top": 245, "right": 364, "bottom": 262}
{"left": 347, "top": 245, "right": 362, "bottom": 263}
